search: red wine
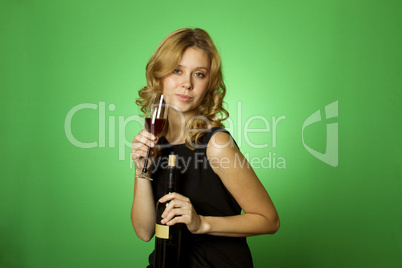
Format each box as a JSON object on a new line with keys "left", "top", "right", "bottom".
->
{"left": 154, "top": 153, "right": 181, "bottom": 268}
{"left": 145, "top": 118, "right": 166, "bottom": 136}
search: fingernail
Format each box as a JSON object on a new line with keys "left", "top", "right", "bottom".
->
{"left": 151, "top": 142, "right": 154, "bottom": 147}
{"left": 152, "top": 135, "right": 156, "bottom": 140}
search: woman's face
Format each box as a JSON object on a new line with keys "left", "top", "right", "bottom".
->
{"left": 162, "top": 47, "right": 210, "bottom": 117}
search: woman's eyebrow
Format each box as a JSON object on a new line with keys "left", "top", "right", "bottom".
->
{"left": 177, "top": 64, "right": 209, "bottom": 71}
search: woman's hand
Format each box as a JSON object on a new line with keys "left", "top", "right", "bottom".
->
{"left": 131, "top": 129, "right": 159, "bottom": 174}
{"left": 159, "top": 193, "right": 206, "bottom": 234}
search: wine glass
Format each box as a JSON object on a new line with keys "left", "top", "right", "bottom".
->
{"left": 136, "top": 94, "right": 167, "bottom": 180}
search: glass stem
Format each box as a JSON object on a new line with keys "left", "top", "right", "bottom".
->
{"left": 142, "top": 147, "right": 151, "bottom": 174}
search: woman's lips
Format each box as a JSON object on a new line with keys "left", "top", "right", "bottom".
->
{"left": 176, "top": 94, "right": 193, "bottom": 102}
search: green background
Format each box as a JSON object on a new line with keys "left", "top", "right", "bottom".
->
{"left": 1, "top": 0, "right": 401, "bottom": 267}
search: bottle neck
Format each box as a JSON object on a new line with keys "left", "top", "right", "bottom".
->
{"left": 164, "top": 166, "right": 177, "bottom": 194}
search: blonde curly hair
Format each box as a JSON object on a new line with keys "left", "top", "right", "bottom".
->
{"left": 136, "top": 28, "right": 228, "bottom": 149}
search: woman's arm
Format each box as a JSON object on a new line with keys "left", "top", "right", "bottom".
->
{"left": 131, "top": 178, "right": 155, "bottom": 241}
{"left": 159, "top": 132, "right": 280, "bottom": 237}
{"left": 130, "top": 130, "right": 158, "bottom": 242}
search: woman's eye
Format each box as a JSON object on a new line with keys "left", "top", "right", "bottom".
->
{"left": 173, "top": 69, "right": 181, "bottom": 74}
{"left": 195, "top": 72, "right": 205, "bottom": 78}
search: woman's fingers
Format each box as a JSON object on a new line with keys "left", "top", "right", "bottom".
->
{"left": 133, "top": 130, "right": 157, "bottom": 148}
{"left": 158, "top": 193, "right": 202, "bottom": 233}
{"left": 159, "top": 193, "right": 189, "bottom": 203}
{"left": 131, "top": 147, "right": 148, "bottom": 159}
{"left": 131, "top": 129, "right": 159, "bottom": 170}
{"left": 165, "top": 215, "right": 188, "bottom": 226}
{"left": 159, "top": 193, "right": 191, "bottom": 220}
{"left": 161, "top": 199, "right": 188, "bottom": 217}
{"left": 161, "top": 207, "right": 192, "bottom": 225}
{"left": 160, "top": 193, "right": 195, "bottom": 224}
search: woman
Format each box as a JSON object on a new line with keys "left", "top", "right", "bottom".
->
{"left": 131, "top": 28, "right": 280, "bottom": 268}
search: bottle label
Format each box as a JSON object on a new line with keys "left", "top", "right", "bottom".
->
{"left": 155, "top": 223, "right": 169, "bottom": 239}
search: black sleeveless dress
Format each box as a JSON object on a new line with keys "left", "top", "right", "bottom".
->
{"left": 147, "top": 128, "right": 253, "bottom": 268}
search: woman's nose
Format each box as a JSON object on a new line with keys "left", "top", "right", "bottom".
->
{"left": 181, "top": 76, "right": 193, "bottom": 90}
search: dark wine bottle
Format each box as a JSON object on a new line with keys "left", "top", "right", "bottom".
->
{"left": 154, "top": 153, "right": 181, "bottom": 268}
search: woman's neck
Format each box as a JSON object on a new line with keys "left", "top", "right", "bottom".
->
{"left": 165, "top": 109, "right": 196, "bottom": 144}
